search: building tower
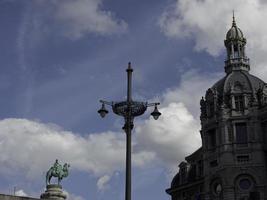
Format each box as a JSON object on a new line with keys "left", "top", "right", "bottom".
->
{"left": 166, "top": 16, "right": 267, "bottom": 200}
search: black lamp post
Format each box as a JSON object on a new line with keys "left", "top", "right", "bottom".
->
{"left": 98, "top": 62, "right": 161, "bottom": 200}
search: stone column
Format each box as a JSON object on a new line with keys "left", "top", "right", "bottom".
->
{"left": 231, "top": 43, "right": 234, "bottom": 58}
{"left": 231, "top": 94, "right": 235, "bottom": 110}
{"left": 41, "top": 184, "right": 67, "bottom": 200}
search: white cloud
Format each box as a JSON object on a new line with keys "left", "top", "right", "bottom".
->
{"left": 0, "top": 118, "right": 154, "bottom": 180}
{"left": 37, "top": 0, "right": 127, "bottom": 39}
{"left": 15, "top": 189, "right": 28, "bottom": 197}
{"left": 0, "top": 70, "right": 218, "bottom": 180}
{"left": 159, "top": 0, "right": 232, "bottom": 56}
{"left": 134, "top": 70, "right": 220, "bottom": 174}
{"left": 161, "top": 70, "right": 222, "bottom": 118}
{"left": 97, "top": 175, "right": 111, "bottom": 191}
{"left": 159, "top": 0, "right": 267, "bottom": 81}
{"left": 136, "top": 102, "right": 200, "bottom": 172}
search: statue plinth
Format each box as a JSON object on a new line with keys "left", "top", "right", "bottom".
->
{"left": 41, "top": 184, "right": 67, "bottom": 200}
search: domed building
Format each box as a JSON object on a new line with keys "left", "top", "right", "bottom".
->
{"left": 166, "top": 16, "right": 267, "bottom": 200}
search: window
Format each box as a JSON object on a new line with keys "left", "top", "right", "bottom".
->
{"left": 208, "top": 129, "right": 216, "bottom": 149}
{"left": 187, "top": 165, "right": 196, "bottom": 182}
{"left": 180, "top": 165, "right": 187, "bottom": 183}
{"left": 235, "top": 123, "right": 248, "bottom": 144}
{"left": 209, "top": 102, "right": 215, "bottom": 117}
{"left": 261, "top": 121, "right": 267, "bottom": 144}
{"left": 236, "top": 175, "right": 255, "bottom": 194}
{"left": 249, "top": 192, "right": 260, "bottom": 200}
{"left": 239, "top": 179, "right": 251, "bottom": 190}
{"left": 197, "top": 160, "right": 203, "bottom": 177}
{"left": 234, "top": 45, "right": 239, "bottom": 58}
{"left": 210, "top": 160, "right": 218, "bottom": 167}
{"left": 237, "top": 155, "right": 249, "bottom": 163}
{"left": 235, "top": 95, "right": 244, "bottom": 111}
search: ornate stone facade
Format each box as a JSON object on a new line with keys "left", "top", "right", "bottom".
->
{"left": 166, "top": 16, "right": 267, "bottom": 200}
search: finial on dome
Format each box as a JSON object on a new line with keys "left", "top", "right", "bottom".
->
{"left": 232, "top": 10, "right": 236, "bottom": 27}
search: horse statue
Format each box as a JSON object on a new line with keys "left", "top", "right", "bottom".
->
{"left": 46, "top": 159, "right": 70, "bottom": 186}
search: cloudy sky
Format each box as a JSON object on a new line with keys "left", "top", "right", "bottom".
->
{"left": 0, "top": 0, "right": 267, "bottom": 200}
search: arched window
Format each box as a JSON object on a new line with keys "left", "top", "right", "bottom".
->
{"left": 235, "top": 95, "right": 244, "bottom": 111}
{"left": 205, "top": 89, "right": 215, "bottom": 117}
{"left": 208, "top": 101, "right": 215, "bottom": 117}
{"left": 208, "top": 129, "right": 216, "bottom": 149}
{"left": 179, "top": 162, "right": 188, "bottom": 184}
{"left": 235, "top": 122, "right": 248, "bottom": 144}
{"left": 233, "top": 82, "right": 245, "bottom": 111}
{"left": 234, "top": 45, "right": 239, "bottom": 58}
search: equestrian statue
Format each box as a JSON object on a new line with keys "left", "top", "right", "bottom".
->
{"left": 46, "top": 159, "right": 70, "bottom": 186}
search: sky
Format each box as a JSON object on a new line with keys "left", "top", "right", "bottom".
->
{"left": 1, "top": 0, "right": 267, "bottom": 200}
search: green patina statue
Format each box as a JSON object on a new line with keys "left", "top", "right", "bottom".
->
{"left": 46, "top": 159, "right": 70, "bottom": 186}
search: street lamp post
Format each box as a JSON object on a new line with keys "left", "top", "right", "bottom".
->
{"left": 98, "top": 62, "right": 161, "bottom": 200}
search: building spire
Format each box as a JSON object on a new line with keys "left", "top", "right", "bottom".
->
{"left": 224, "top": 13, "right": 250, "bottom": 74}
{"left": 232, "top": 10, "right": 236, "bottom": 27}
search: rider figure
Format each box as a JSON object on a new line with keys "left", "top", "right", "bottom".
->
{"left": 46, "top": 160, "right": 69, "bottom": 186}
{"left": 53, "top": 159, "right": 61, "bottom": 175}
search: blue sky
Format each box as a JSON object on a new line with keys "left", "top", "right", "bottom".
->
{"left": 1, "top": 0, "right": 267, "bottom": 200}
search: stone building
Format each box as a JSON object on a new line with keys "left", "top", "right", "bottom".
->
{"left": 0, "top": 194, "right": 39, "bottom": 200}
{"left": 166, "top": 16, "right": 267, "bottom": 200}
{"left": 0, "top": 185, "right": 67, "bottom": 200}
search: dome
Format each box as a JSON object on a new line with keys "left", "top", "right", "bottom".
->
{"left": 211, "top": 71, "right": 265, "bottom": 99}
{"left": 226, "top": 17, "right": 245, "bottom": 41}
{"left": 226, "top": 24, "right": 244, "bottom": 40}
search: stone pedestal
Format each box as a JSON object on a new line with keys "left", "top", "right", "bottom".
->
{"left": 40, "top": 184, "right": 67, "bottom": 200}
